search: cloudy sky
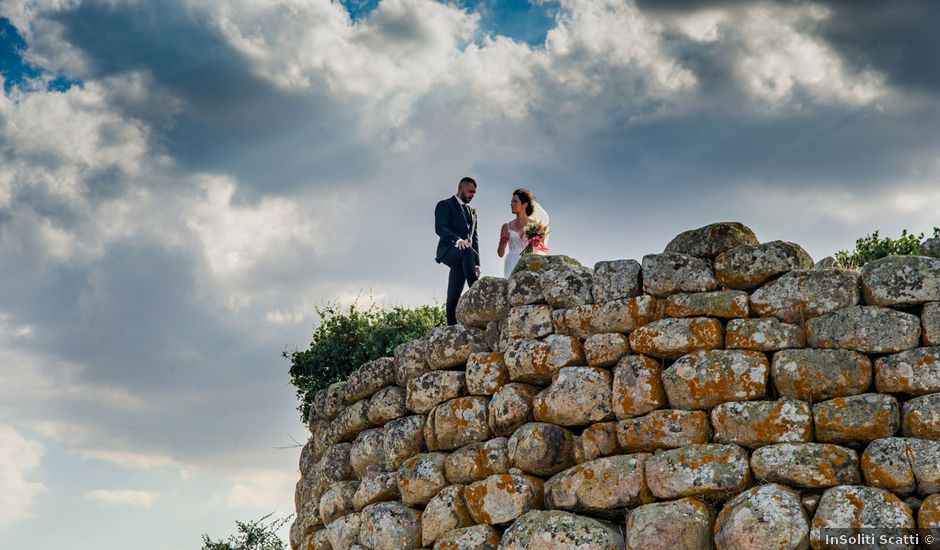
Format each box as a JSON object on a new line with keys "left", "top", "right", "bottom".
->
{"left": 0, "top": 0, "right": 938, "bottom": 548}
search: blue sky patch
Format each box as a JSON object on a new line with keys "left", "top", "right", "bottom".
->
{"left": 0, "top": 17, "right": 78, "bottom": 93}
{"left": 340, "top": 1, "right": 558, "bottom": 45}
{"left": 464, "top": 0, "right": 558, "bottom": 46}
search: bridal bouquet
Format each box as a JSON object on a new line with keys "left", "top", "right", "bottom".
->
{"left": 522, "top": 220, "right": 550, "bottom": 254}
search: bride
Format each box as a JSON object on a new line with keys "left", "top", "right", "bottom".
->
{"left": 497, "top": 188, "right": 550, "bottom": 278}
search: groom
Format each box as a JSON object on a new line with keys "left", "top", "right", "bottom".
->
{"left": 435, "top": 177, "right": 481, "bottom": 325}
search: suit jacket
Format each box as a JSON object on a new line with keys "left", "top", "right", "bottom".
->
{"left": 435, "top": 196, "right": 479, "bottom": 265}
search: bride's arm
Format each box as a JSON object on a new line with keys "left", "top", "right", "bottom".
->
{"left": 497, "top": 223, "right": 509, "bottom": 257}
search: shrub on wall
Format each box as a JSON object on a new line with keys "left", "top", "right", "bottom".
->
{"left": 286, "top": 301, "right": 446, "bottom": 422}
{"left": 835, "top": 227, "right": 939, "bottom": 268}
{"left": 201, "top": 513, "right": 289, "bottom": 550}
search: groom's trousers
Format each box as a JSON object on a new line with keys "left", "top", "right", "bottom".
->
{"left": 441, "top": 246, "right": 479, "bottom": 325}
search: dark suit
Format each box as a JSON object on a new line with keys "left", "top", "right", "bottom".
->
{"left": 435, "top": 196, "right": 480, "bottom": 325}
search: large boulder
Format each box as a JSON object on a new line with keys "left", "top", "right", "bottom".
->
{"left": 725, "top": 318, "right": 805, "bottom": 351}
{"left": 806, "top": 305, "right": 921, "bottom": 353}
{"left": 924, "top": 302, "right": 940, "bottom": 346}
{"left": 629, "top": 317, "right": 723, "bottom": 359}
{"left": 772, "top": 349, "right": 871, "bottom": 402}
{"left": 307, "top": 529, "right": 331, "bottom": 550}
{"left": 592, "top": 259, "right": 642, "bottom": 303}
{"left": 809, "top": 486, "right": 915, "bottom": 549}
{"left": 427, "top": 325, "right": 487, "bottom": 369}
{"left": 625, "top": 498, "right": 714, "bottom": 550}
{"left": 383, "top": 415, "right": 426, "bottom": 471}
{"left": 319, "top": 481, "right": 359, "bottom": 525}
{"left": 309, "top": 390, "right": 330, "bottom": 424}
{"left": 923, "top": 238, "right": 940, "bottom": 258}
{"left": 662, "top": 350, "right": 769, "bottom": 410}
{"left": 541, "top": 263, "right": 595, "bottom": 309}
{"left": 711, "top": 398, "right": 813, "bottom": 448}
{"left": 507, "top": 255, "right": 584, "bottom": 306}
{"left": 465, "top": 352, "right": 508, "bottom": 396}
{"left": 314, "top": 443, "right": 354, "bottom": 484}
{"left": 573, "top": 422, "right": 621, "bottom": 464}
{"left": 359, "top": 501, "right": 423, "bottom": 550}
{"left": 464, "top": 473, "right": 544, "bottom": 526}
{"left": 641, "top": 253, "right": 717, "bottom": 297}
{"left": 499, "top": 510, "right": 624, "bottom": 550}
{"left": 813, "top": 393, "right": 899, "bottom": 443}
{"left": 875, "top": 347, "right": 940, "bottom": 395}
{"left": 456, "top": 276, "right": 510, "bottom": 328}
{"left": 583, "top": 333, "right": 630, "bottom": 367}
{"left": 644, "top": 444, "right": 752, "bottom": 499}
{"left": 749, "top": 269, "right": 860, "bottom": 323}
{"left": 394, "top": 338, "right": 431, "bottom": 388}
{"left": 353, "top": 470, "right": 400, "bottom": 511}
{"left": 557, "top": 296, "right": 659, "bottom": 337}
{"left": 532, "top": 367, "right": 613, "bottom": 427}
{"left": 664, "top": 221, "right": 759, "bottom": 258}
{"left": 902, "top": 392, "right": 940, "bottom": 439}
{"left": 612, "top": 354, "right": 668, "bottom": 420}
{"left": 920, "top": 495, "right": 940, "bottom": 550}
{"left": 345, "top": 357, "right": 396, "bottom": 403}
{"left": 714, "top": 484, "right": 809, "bottom": 550}
{"left": 507, "top": 422, "right": 575, "bottom": 476}
{"left": 503, "top": 335, "right": 584, "bottom": 385}
{"left": 425, "top": 396, "right": 491, "bottom": 451}
{"left": 422, "top": 485, "right": 473, "bottom": 546}
{"left": 487, "top": 383, "right": 539, "bottom": 437}
{"left": 432, "top": 525, "right": 500, "bottom": 550}
{"left": 617, "top": 409, "right": 709, "bottom": 452}
{"left": 861, "top": 255, "right": 940, "bottom": 306}
{"left": 323, "top": 381, "right": 349, "bottom": 421}
{"left": 326, "top": 512, "right": 361, "bottom": 550}
{"left": 544, "top": 454, "right": 653, "bottom": 514}
{"left": 367, "top": 386, "right": 407, "bottom": 425}
{"left": 444, "top": 438, "right": 510, "bottom": 485}
{"left": 861, "top": 437, "right": 940, "bottom": 497}
{"left": 398, "top": 452, "right": 448, "bottom": 507}
{"left": 406, "top": 371, "right": 466, "bottom": 415}
{"left": 330, "top": 399, "right": 373, "bottom": 443}
{"left": 663, "top": 290, "right": 749, "bottom": 319}
{"left": 505, "top": 305, "right": 554, "bottom": 339}
{"left": 350, "top": 428, "right": 386, "bottom": 478}
{"left": 750, "top": 443, "right": 860, "bottom": 489}
{"left": 714, "top": 240, "right": 814, "bottom": 290}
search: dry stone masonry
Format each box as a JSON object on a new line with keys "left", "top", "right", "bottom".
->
{"left": 291, "top": 221, "right": 940, "bottom": 550}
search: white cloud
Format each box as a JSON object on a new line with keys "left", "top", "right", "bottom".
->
{"left": 0, "top": 77, "right": 157, "bottom": 264}
{"left": 75, "top": 450, "right": 178, "bottom": 471}
{"left": 743, "top": 182, "right": 940, "bottom": 229}
{"left": 184, "top": 176, "right": 322, "bottom": 278}
{"left": 225, "top": 469, "right": 295, "bottom": 511}
{"left": 0, "top": 424, "right": 46, "bottom": 527}
{"left": 727, "top": 4, "right": 886, "bottom": 105}
{"left": 86, "top": 489, "right": 157, "bottom": 508}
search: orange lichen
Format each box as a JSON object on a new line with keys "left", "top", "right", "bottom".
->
{"left": 860, "top": 452, "right": 909, "bottom": 491}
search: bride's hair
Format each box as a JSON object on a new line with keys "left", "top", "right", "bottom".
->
{"left": 513, "top": 188, "right": 535, "bottom": 216}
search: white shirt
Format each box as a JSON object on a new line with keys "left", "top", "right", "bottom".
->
{"left": 453, "top": 195, "right": 473, "bottom": 247}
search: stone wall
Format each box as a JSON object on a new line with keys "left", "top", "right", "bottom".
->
{"left": 291, "top": 221, "right": 940, "bottom": 550}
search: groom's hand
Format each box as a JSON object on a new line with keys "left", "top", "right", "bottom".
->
{"left": 474, "top": 266, "right": 481, "bottom": 278}
{"left": 457, "top": 239, "right": 471, "bottom": 250}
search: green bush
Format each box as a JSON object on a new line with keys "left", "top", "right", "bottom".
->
{"left": 835, "top": 227, "right": 939, "bottom": 269}
{"left": 201, "top": 513, "right": 289, "bottom": 550}
{"left": 286, "top": 301, "right": 446, "bottom": 422}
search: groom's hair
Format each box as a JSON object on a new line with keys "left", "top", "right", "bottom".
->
{"left": 513, "top": 188, "right": 535, "bottom": 216}
{"left": 458, "top": 177, "right": 477, "bottom": 189}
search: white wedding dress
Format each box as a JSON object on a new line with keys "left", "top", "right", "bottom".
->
{"left": 503, "top": 229, "right": 527, "bottom": 278}
{"left": 503, "top": 202, "right": 551, "bottom": 278}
